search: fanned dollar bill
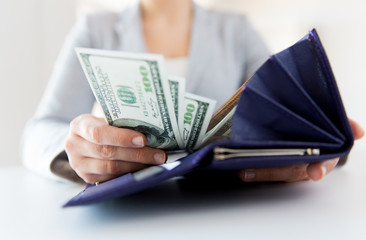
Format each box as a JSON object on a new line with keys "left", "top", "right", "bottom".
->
{"left": 167, "top": 75, "right": 185, "bottom": 128}
{"left": 76, "top": 48, "right": 184, "bottom": 150}
{"left": 206, "top": 81, "right": 246, "bottom": 133}
{"left": 182, "top": 93, "right": 216, "bottom": 150}
{"left": 201, "top": 106, "right": 236, "bottom": 147}
{"left": 201, "top": 81, "right": 249, "bottom": 146}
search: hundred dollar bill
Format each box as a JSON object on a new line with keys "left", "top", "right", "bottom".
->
{"left": 182, "top": 93, "right": 216, "bottom": 150}
{"left": 167, "top": 75, "right": 186, "bottom": 127}
{"left": 76, "top": 48, "right": 184, "bottom": 150}
{"left": 206, "top": 80, "right": 247, "bottom": 132}
{"left": 201, "top": 106, "right": 236, "bottom": 147}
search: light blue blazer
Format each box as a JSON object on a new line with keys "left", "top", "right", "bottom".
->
{"left": 21, "top": 2, "right": 270, "bottom": 181}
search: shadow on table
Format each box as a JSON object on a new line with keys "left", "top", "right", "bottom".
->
{"left": 73, "top": 170, "right": 313, "bottom": 225}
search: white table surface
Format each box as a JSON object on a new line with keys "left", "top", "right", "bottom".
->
{"left": 1, "top": 144, "right": 365, "bottom": 240}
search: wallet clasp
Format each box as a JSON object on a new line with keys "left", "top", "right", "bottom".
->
{"left": 213, "top": 147, "right": 320, "bottom": 160}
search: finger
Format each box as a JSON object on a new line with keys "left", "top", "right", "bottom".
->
{"left": 76, "top": 173, "right": 121, "bottom": 184}
{"left": 71, "top": 156, "right": 148, "bottom": 176}
{"left": 307, "top": 158, "right": 339, "bottom": 181}
{"left": 349, "top": 118, "right": 365, "bottom": 140}
{"left": 238, "top": 164, "right": 309, "bottom": 183}
{"left": 72, "top": 134, "right": 166, "bottom": 164}
{"left": 70, "top": 114, "right": 146, "bottom": 148}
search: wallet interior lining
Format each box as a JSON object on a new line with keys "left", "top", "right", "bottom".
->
{"left": 235, "top": 86, "right": 343, "bottom": 144}
{"left": 252, "top": 57, "right": 344, "bottom": 141}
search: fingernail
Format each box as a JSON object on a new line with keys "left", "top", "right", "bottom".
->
{"left": 244, "top": 170, "right": 256, "bottom": 182}
{"left": 154, "top": 152, "right": 166, "bottom": 164}
{"left": 321, "top": 165, "right": 327, "bottom": 177}
{"left": 132, "top": 136, "right": 144, "bottom": 147}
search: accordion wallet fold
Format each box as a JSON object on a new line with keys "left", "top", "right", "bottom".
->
{"left": 64, "top": 29, "right": 354, "bottom": 207}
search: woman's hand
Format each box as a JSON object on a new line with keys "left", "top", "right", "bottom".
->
{"left": 65, "top": 114, "right": 167, "bottom": 184}
{"left": 238, "top": 119, "right": 364, "bottom": 183}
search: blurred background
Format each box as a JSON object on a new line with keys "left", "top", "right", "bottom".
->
{"left": 0, "top": 0, "right": 365, "bottom": 167}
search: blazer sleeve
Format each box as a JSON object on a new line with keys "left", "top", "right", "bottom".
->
{"left": 21, "top": 15, "right": 96, "bottom": 182}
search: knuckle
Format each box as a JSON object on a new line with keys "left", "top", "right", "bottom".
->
{"left": 70, "top": 114, "right": 92, "bottom": 135}
{"left": 64, "top": 139, "right": 74, "bottom": 153}
{"left": 98, "top": 145, "right": 115, "bottom": 159}
{"left": 69, "top": 118, "right": 78, "bottom": 131}
{"left": 105, "top": 161, "right": 120, "bottom": 174}
{"left": 68, "top": 157, "right": 79, "bottom": 172}
{"left": 133, "top": 149, "right": 145, "bottom": 162}
{"left": 78, "top": 113, "right": 91, "bottom": 121}
{"left": 90, "top": 126, "right": 102, "bottom": 143}
{"left": 70, "top": 114, "right": 87, "bottom": 130}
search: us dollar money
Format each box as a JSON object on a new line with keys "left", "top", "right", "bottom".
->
{"left": 167, "top": 75, "right": 185, "bottom": 126}
{"left": 206, "top": 80, "right": 247, "bottom": 132}
{"left": 201, "top": 106, "right": 236, "bottom": 147}
{"left": 76, "top": 48, "right": 184, "bottom": 150}
{"left": 182, "top": 93, "right": 216, "bottom": 150}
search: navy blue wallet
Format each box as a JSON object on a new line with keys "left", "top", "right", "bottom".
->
{"left": 64, "top": 29, "right": 354, "bottom": 207}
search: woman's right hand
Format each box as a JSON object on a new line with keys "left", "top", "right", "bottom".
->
{"left": 65, "top": 114, "right": 167, "bottom": 184}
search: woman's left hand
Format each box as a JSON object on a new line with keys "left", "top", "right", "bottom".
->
{"left": 238, "top": 119, "right": 364, "bottom": 183}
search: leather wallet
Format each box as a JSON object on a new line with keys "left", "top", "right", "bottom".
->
{"left": 64, "top": 29, "right": 354, "bottom": 207}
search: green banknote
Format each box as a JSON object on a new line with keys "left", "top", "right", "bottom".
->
{"left": 76, "top": 48, "right": 184, "bottom": 150}
{"left": 182, "top": 93, "right": 216, "bottom": 150}
{"left": 201, "top": 106, "right": 236, "bottom": 147}
{"left": 168, "top": 75, "right": 185, "bottom": 126}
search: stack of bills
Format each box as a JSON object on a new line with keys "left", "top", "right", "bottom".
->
{"left": 77, "top": 48, "right": 238, "bottom": 151}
